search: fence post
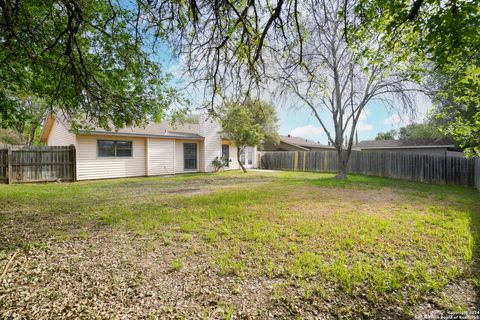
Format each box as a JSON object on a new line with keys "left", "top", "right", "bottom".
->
{"left": 7, "top": 145, "right": 12, "bottom": 184}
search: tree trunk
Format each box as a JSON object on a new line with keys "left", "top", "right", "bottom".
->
{"left": 336, "top": 161, "right": 347, "bottom": 179}
{"left": 15, "top": 124, "right": 25, "bottom": 145}
{"left": 237, "top": 147, "right": 247, "bottom": 173}
{"left": 27, "top": 125, "right": 37, "bottom": 145}
{"left": 335, "top": 149, "right": 348, "bottom": 179}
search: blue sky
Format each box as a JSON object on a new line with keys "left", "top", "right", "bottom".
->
{"left": 158, "top": 47, "right": 431, "bottom": 144}
{"left": 275, "top": 99, "right": 430, "bottom": 144}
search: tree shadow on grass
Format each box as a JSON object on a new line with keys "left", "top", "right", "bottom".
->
{"left": 288, "top": 172, "right": 480, "bottom": 199}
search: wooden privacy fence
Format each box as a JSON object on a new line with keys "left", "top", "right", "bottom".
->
{"left": 259, "top": 150, "right": 480, "bottom": 188}
{"left": 0, "top": 145, "right": 76, "bottom": 184}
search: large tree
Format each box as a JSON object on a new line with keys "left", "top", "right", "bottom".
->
{"left": 148, "top": 0, "right": 480, "bottom": 159}
{"left": 218, "top": 98, "right": 279, "bottom": 173}
{"left": 397, "top": 123, "right": 444, "bottom": 140}
{"left": 139, "top": 1, "right": 477, "bottom": 97}
{"left": 427, "top": 67, "right": 480, "bottom": 157}
{"left": 3, "top": 0, "right": 478, "bottom": 149}
{"left": 375, "top": 130, "right": 397, "bottom": 141}
{"left": 355, "top": 0, "right": 480, "bottom": 156}
{"left": 375, "top": 123, "right": 445, "bottom": 141}
{"left": 271, "top": 0, "right": 417, "bottom": 178}
{"left": 0, "top": 94, "right": 48, "bottom": 144}
{"left": 0, "top": 0, "right": 177, "bottom": 131}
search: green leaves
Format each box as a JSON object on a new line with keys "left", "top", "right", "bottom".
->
{"left": 0, "top": 0, "right": 178, "bottom": 131}
{"left": 375, "top": 122, "right": 446, "bottom": 142}
{"left": 375, "top": 130, "right": 397, "bottom": 141}
{"left": 355, "top": 0, "right": 480, "bottom": 157}
{"left": 218, "top": 98, "right": 279, "bottom": 150}
{"left": 429, "top": 61, "right": 480, "bottom": 157}
{"left": 436, "top": 108, "right": 480, "bottom": 158}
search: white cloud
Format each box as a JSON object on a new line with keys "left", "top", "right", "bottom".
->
{"left": 356, "top": 122, "right": 374, "bottom": 132}
{"left": 290, "top": 125, "right": 325, "bottom": 139}
{"left": 382, "top": 93, "right": 433, "bottom": 128}
{"left": 383, "top": 113, "right": 414, "bottom": 127}
{"left": 354, "top": 110, "right": 373, "bottom": 132}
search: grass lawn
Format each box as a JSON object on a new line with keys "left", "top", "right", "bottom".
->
{"left": 1, "top": 171, "right": 479, "bottom": 319}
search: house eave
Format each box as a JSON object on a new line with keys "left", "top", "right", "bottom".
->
{"left": 39, "top": 114, "right": 55, "bottom": 142}
{"left": 75, "top": 130, "right": 205, "bottom": 141}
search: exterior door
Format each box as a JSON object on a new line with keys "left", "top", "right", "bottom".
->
{"left": 240, "top": 146, "right": 256, "bottom": 168}
{"left": 183, "top": 143, "right": 198, "bottom": 170}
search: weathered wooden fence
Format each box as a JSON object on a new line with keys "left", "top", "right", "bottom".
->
{"left": 475, "top": 158, "right": 480, "bottom": 191}
{"left": 259, "top": 150, "right": 480, "bottom": 188}
{"left": 0, "top": 145, "right": 76, "bottom": 184}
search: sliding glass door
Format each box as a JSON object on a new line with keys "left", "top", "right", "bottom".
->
{"left": 183, "top": 143, "right": 197, "bottom": 170}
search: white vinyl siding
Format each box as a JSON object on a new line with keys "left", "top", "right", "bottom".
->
{"left": 199, "top": 119, "right": 223, "bottom": 172}
{"left": 76, "top": 135, "right": 145, "bottom": 180}
{"left": 198, "top": 142, "right": 205, "bottom": 172}
{"left": 147, "top": 138, "right": 175, "bottom": 176}
{"left": 47, "top": 120, "right": 76, "bottom": 146}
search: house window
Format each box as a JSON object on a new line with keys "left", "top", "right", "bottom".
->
{"left": 97, "top": 140, "right": 132, "bottom": 157}
{"left": 115, "top": 141, "right": 133, "bottom": 157}
{"left": 184, "top": 143, "right": 197, "bottom": 170}
{"left": 222, "top": 144, "right": 230, "bottom": 166}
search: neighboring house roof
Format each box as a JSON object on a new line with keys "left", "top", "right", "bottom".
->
{"left": 280, "top": 135, "right": 334, "bottom": 149}
{"left": 40, "top": 113, "right": 204, "bottom": 142}
{"left": 355, "top": 138, "right": 455, "bottom": 149}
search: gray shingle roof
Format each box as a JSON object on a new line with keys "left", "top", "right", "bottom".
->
{"left": 355, "top": 138, "right": 455, "bottom": 149}
{"left": 56, "top": 114, "right": 204, "bottom": 140}
{"left": 280, "top": 135, "right": 333, "bottom": 149}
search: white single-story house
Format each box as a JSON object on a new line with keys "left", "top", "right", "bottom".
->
{"left": 39, "top": 114, "right": 257, "bottom": 180}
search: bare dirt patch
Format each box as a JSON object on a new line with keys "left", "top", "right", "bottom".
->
{"left": 0, "top": 231, "right": 313, "bottom": 319}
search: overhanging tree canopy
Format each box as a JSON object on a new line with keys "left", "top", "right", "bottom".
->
{"left": 0, "top": 0, "right": 178, "bottom": 130}
{"left": 1, "top": 0, "right": 478, "bottom": 154}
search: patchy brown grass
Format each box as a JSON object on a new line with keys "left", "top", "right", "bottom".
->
{"left": 1, "top": 171, "right": 479, "bottom": 319}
